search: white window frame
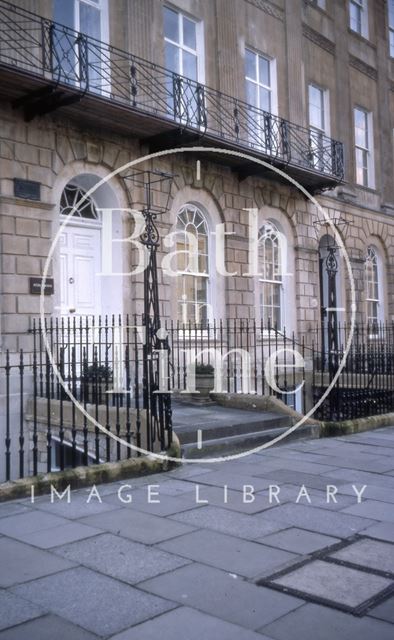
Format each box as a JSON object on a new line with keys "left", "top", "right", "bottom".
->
{"left": 354, "top": 107, "right": 375, "bottom": 188}
{"left": 53, "top": 0, "right": 109, "bottom": 94}
{"left": 175, "top": 203, "right": 211, "bottom": 326}
{"left": 365, "top": 245, "right": 384, "bottom": 328}
{"left": 245, "top": 47, "right": 278, "bottom": 117}
{"left": 388, "top": 0, "right": 394, "bottom": 57}
{"left": 349, "top": 0, "right": 369, "bottom": 38}
{"left": 258, "top": 221, "right": 285, "bottom": 330}
{"left": 245, "top": 47, "right": 278, "bottom": 152}
{"left": 308, "top": 83, "right": 330, "bottom": 172}
{"left": 163, "top": 5, "right": 205, "bottom": 84}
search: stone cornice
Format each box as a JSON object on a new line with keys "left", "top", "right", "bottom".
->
{"left": 245, "top": 0, "right": 284, "bottom": 22}
{"left": 302, "top": 24, "right": 335, "bottom": 55}
{"left": 349, "top": 55, "right": 377, "bottom": 80}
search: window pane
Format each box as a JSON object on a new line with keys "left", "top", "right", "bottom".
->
{"left": 245, "top": 49, "right": 256, "bottom": 80}
{"left": 54, "top": 0, "right": 74, "bottom": 27}
{"left": 258, "top": 56, "right": 270, "bottom": 86}
{"left": 183, "top": 16, "right": 197, "bottom": 50}
{"left": 183, "top": 50, "right": 197, "bottom": 79}
{"left": 389, "top": 0, "right": 394, "bottom": 26}
{"left": 80, "top": 3, "right": 101, "bottom": 39}
{"left": 259, "top": 87, "right": 271, "bottom": 113}
{"left": 350, "top": 2, "right": 361, "bottom": 33}
{"left": 165, "top": 42, "right": 179, "bottom": 73}
{"left": 246, "top": 79, "right": 257, "bottom": 107}
{"left": 164, "top": 6, "right": 179, "bottom": 42}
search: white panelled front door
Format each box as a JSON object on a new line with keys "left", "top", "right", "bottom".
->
{"left": 60, "top": 225, "right": 101, "bottom": 317}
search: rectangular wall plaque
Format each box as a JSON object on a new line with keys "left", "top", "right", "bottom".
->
{"left": 29, "top": 277, "right": 54, "bottom": 295}
{"left": 14, "top": 178, "right": 41, "bottom": 201}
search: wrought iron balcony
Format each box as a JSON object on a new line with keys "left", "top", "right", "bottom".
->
{"left": 0, "top": 0, "right": 344, "bottom": 192}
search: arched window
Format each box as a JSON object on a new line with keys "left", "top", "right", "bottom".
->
{"left": 176, "top": 204, "right": 209, "bottom": 325}
{"left": 258, "top": 221, "right": 283, "bottom": 327}
{"left": 60, "top": 184, "right": 99, "bottom": 221}
{"left": 365, "top": 245, "right": 382, "bottom": 326}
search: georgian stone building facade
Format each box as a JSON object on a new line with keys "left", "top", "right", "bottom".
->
{"left": 1, "top": 0, "right": 394, "bottom": 353}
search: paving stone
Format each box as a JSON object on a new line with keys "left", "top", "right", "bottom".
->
{"left": 254, "top": 469, "right": 348, "bottom": 491}
{"left": 275, "top": 484, "right": 357, "bottom": 511}
{"left": 362, "top": 522, "right": 394, "bottom": 543}
{"left": 102, "top": 487, "right": 203, "bottom": 517}
{"left": 259, "top": 527, "right": 340, "bottom": 554}
{"left": 31, "top": 493, "right": 121, "bottom": 519}
{"left": 170, "top": 505, "right": 287, "bottom": 539}
{"left": 187, "top": 471, "right": 271, "bottom": 492}
{"left": 266, "top": 503, "right": 375, "bottom": 537}
{"left": 12, "top": 567, "right": 177, "bottom": 637}
{"left": 0, "top": 502, "right": 31, "bottom": 519}
{"left": 341, "top": 499, "right": 394, "bottom": 523}
{"left": 78, "top": 507, "right": 196, "bottom": 544}
{"left": 153, "top": 479, "right": 198, "bottom": 495}
{"left": 330, "top": 538, "right": 394, "bottom": 574}
{"left": 53, "top": 533, "right": 190, "bottom": 584}
{"left": 158, "top": 529, "right": 299, "bottom": 578}
{"left": 182, "top": 482, "right": 282, "bottom": 514}
{"left": 271, "top": 560, "right": 392, "bottom": 609}
{"left": 368, "top": 596, "right": 394, "bottom": 624}
{"left": 261, "top": 602, "right": 394, "bottom": 640}
{"left": 139, "top": 563, "right": 304, "bottom": 629}
{"left": 338, "top": 483, "right": 394, "bottom": 504}
{"left": 324, "top": 469, "right": 394, "bottom": 489}
{"left": 0, "top": 538, "right": 75, "bottom": 587}
{"left": 0, "top": 614, "right": 99, "bottom": 640}
{"left": 0, "top": 511, "right": 71, "bottom": 541}
{"left": 109, "top": 606, "right": 274, "bottom": 640}
{"left": 0, "top": 590, "right": 44, "bottom": 631}
{"left": 16, "top": 522, "right": 103, "bottom": 549}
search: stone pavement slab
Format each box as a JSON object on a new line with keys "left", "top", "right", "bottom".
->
{"left": 265, "top": 503, "right": 374, "bottom": 537}
{"left": 258, "top": 527, "right": 340, "bottom": 554}
{"left": 0, "top": 537, "right": 75, "bottom": 587}
{"left": 368, "top": 596, "right": 394, "bottom": 624}
{"left": 12, "top": 567, "right": 177, "bottom": 637}
{"left": 178, "top": 482, "right": 281, "bottom": 514}
{"left": 183, "top": 470, "right": 271, "bottom": 491}
{"left": 0, "top": 589, "right": 44, "bottom": 632}
{"left": 329, "top": 538, "right": 394, "bottom": 574}
{"left": 271, "top": 559, "right": 392, "bottom": 609}
{"left": 158, "top": 529, "right": 299, "bottom": 578}
{"left": 0, "top": 502, "right": 31, "bottom": 519}
{"left": 0, "top": 614, "right": 99, "bottom": 640}
{"left": 6, "top": 521, "right": 102, "bottom": 549}
{"left": 0, "top": 510, "right": 71, "bottom": 541}
{"left": 138, "top": 562, "right": 304, "bottom": 630}
{"left": 340, "top": 499, "right": 394, "bottom": 522}
{"left": 102, "top": 487, "right": 203, "bottom": 517}
{"left": 78, "top": 507, "right": 196, "bottom": 544}
{"left": 169, "top": 504, "right": 287, "bottom": 539}
{"left": 261, "top": 602, "right": 394, "bottom": 640}
{"left": 362, "top": 522, "right": 394, "bottom": 543}
{"left": 53, "top": 533, "right": 191, "bottom": 584}
{"left": 29, "top": 493, "right": 121, "bottom": 519}
{"left": 108, "top": 606, "right": 275, "bottom": 640}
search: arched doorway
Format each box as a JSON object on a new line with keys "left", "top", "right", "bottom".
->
{"left": 58, "top": 173, "right": 123, "bottom": 319}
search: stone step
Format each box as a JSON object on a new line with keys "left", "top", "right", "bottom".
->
{"left": 176, "top": 411, "right": 292, "bottom": 444}
{"left": 180, "top": 423, "right": 320, "bottom": 459}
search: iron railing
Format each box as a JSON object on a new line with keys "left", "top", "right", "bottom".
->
{"left": 1, "top": 317, "right": 394, "bottom": 482}
{"left": 0, "top": 0, "right": 344, "bottom": 182}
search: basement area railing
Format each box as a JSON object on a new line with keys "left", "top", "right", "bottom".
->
{"left": 1, "top": 317, "right": 394, "bottom": 482}
{"left": 0, "top": 0, "right": 344, "bottom": 183}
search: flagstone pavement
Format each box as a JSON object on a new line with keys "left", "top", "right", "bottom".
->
{"left": 1, "top": 427, "right": 394, "bottom": 639}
